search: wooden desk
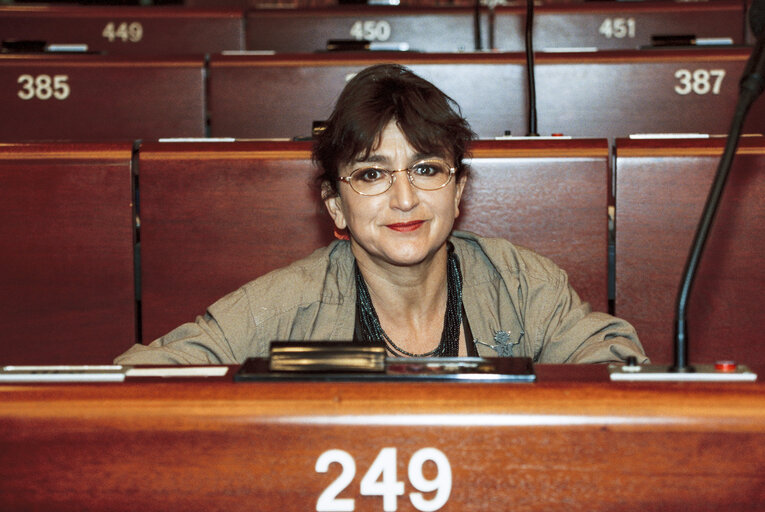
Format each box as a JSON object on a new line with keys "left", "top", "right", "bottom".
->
{"left": 0, "top": 6, "right": 245, "bottom": 56}
{"left": 1, "top": 366, "right": 763, "bottom": 511}
{"left": 0, "top": 54, "right": 206, "bottom": 141}
{"left": 245, "top": 6, "right": 489, "bottom": 53}
{"left": 0, "top": 142, "right": 136, "bottom": 365}
{"left": 495, "top": 0, "right": 746, "bottom": 51}
{"left": 614, "top": 136, "right": 765, "bottom": 367}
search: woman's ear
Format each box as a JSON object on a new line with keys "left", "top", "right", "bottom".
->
{"left": 454, "top": 174, "right": 467, "bottom": 218}
{"left": 322, "top": 182, "right": 347, "bottom": 230}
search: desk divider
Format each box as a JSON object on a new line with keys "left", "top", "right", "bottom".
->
{"left": 614, "top": 135, "right": 765, "bottom": 367}
{"left": 0, "top": 142, "right": 137, "bottom": 364}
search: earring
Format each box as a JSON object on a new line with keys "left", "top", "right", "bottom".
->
{"left": 333, "top": 227, "right": 350, "bottom": 240}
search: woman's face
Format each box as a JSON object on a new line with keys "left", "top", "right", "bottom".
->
{"left": 324, "top": 120, "right": 466, "bottom": 269}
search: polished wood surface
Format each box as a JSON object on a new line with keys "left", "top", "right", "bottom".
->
{"left": 0, "top": 54, "right": 206, "bottom": 141}
{"left": 1, "top": 366, "right": 763, "bottom": 511}
{"left": 138, "top": 138, "right": 609, "bottom": 343}
{"left": 207, "top": 48, "right": 765, "bottom": 140}
{"left": 0, "top": 142, "right": 136, "bottom": 364}
{"left": 0, "top": 6, "right": 245, "bottom": 55}
{"left": 614, "top": 136, "right": 765, "bottom": 367}
{"left": 495, "top": 0, "right": 746, "bottom": 51}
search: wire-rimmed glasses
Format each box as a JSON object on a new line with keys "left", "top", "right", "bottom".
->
{"left": 338, "top": 158, "right": 456, "bottom": 196}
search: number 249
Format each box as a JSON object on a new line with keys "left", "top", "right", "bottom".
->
{"left": 316, "top": 447, "right": 451, "bottom": 512}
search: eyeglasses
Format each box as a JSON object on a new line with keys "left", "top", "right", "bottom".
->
{"left": 338, "top": 158, "right": 456, "bottom": 196}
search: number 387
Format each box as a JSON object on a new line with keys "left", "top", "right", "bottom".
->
{"left": 674, "top": 68, "right": 726, "bottom": 95}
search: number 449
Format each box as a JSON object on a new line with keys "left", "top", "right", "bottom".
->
{"left": 316, "top": 447, "right": 452, "bottom": 512}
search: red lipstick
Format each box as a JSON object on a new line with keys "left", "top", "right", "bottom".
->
{"left": 386, "top": 220, "right": 424, "bottom": 232}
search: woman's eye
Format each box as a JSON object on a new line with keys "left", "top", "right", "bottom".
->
{"left": 356, "top": 168, "right": 386, "bottom": 182}
{"left": 413, "top": 164, "right": 444, "bottom": 177}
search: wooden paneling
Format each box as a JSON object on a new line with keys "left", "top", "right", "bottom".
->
{"left": 0, "top": 54, "right": 206, "bottom": 141}
{"left": 0, "top": 6, "right": 245, "bottom": 55}
{"left": 614, "top": 136, "right": 765, "bottom": 366}
{"left": 0, "top": 142, "right": 136, "bottom": 364}
{"left": 1, "top": 370, "right": 764, "bottom": 510}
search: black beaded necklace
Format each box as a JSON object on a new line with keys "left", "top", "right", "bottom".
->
{"left": 354, "top": 251, "right": 463, "bottom": 357}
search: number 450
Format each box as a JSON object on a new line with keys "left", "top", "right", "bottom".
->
{"left": 316, "top": 447, "right": 452, "bottom": 512}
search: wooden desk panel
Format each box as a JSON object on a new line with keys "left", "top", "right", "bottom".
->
{"left": 0, "top": 54, "right": 205, "bottom": 141}
{"left": 245, "top": 6, "right": 489, "bottom": 53}
{"left": 1, "top": 372, "right": 763, "bottom": 511}
{"left": 495, "top": 1, "right": 745, "bottom": 51}
{"left": 0, "top": 142, "right": 136, "bottom": 364}
{"left": 207, "top": 52, "right": 527, "bottom": 140}
{"left": 614, "top": 136, "right": 765, "bottom": 366}
{"left": 138, "top": 139, "right": 609, "bottom": 343}
{"left": 0, "top": 6, "right": 245, "bottom": 55}
{"left": 534, "top": 48, "right": 765, "bottom": 139}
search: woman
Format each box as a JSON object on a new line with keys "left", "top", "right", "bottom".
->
{"left": 115, "top": 64, "right": 647, "bottom": 365}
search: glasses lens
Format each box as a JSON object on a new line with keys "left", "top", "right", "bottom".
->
{"left": 349, "top": 167, "right": 391, "bottom": 195}
{"left": 409, "top": 160, "right": 453, "bottom": 190}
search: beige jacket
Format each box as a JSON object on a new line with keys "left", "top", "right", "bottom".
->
{"left": 115, "top": 231, "right": 647, "bottom": 365}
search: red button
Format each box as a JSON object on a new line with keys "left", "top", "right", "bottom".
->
{"left": 715, "top": 361, "right": 737, "bottom": 372}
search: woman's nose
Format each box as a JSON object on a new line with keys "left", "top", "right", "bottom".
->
{"left": 388, "top": 169, "right": 418, "bottom": 210}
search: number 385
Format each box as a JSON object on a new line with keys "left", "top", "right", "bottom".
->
{"left": 316, "top": 447, "right": 451, "bottom": 512}
{"left": 17, "top": 74, "right": 71, "bottom": 100}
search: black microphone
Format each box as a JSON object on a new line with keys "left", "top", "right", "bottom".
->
{"left": 524, "top": 0, "right": 539, "bottom": 136}
{"left": 671, "top": 0, "right": 765, "bottom": 373}
{"left": 740, "top": 0, "right": 765, "bottom": 102}
{"left": 750, "top": 0, "right": 765, "bottom": 38}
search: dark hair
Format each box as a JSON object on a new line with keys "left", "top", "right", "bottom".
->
{"left": 314, "top": 64, "right": 475, "bottom": 197}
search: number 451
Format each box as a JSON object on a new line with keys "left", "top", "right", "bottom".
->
{"left": 316, "top": 447, "right": 452, "bottom": 512}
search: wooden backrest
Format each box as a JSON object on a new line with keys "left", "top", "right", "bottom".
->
{"left": 614, "top": 136, "right": 765, "bottom": 366}
{"left": 0, "top": 142, "right": 136, "bottom": 364}
{"left": 207, "top": 48, "right": 765, "bottom": 141}
{"left": 138, "top": 138, "right": 609, "bottom": 342}
{"left": 0, "top": 54, "right": 206, "bottom": 141}
{"left": 0, "top": 5, "right": 244, "bottom": 55}
{"left": 245, "top": 6, "right": 489, "bottom": 53}
{"left": 495, "top": 0, "right": 745, "bottom": 51}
